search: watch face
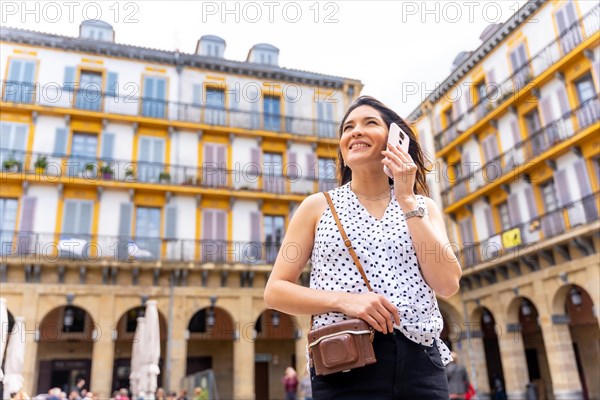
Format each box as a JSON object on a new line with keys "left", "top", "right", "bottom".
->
{"left": 418, "top": 207, "right": 425, "bottom": 216}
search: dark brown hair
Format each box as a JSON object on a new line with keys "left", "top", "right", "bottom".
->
{"left": 337, "top": 96, "right": 431, "bottom": 196}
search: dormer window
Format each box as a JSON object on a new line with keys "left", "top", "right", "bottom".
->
{"left": 247, "top": 44, "right": 279, "bottom": 66}
{"left": 79, "top": 20, "right": 114, "bottom": 42}
{"left": 196, "top": 35, "right": 226, "bottom": 58}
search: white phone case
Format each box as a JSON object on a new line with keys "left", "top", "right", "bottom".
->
{"left": 384, "top": 123, "right": 410, "bottom": 179}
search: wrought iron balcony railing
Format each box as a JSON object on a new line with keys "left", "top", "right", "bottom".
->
{"left": 457, "top": 191, "right": 599, "bottom": 269}
{"left": 1, "top": 81, "right": 340, "bottom": 139}
{"left": 441, "top": 94, "right": 600, "bottom": 207}
{"left": 0, "top": 230, "right": 285, "bottom": 264}
{"left": 434, "top": 4, "right": 600, "bottom": 152}
{"left": 0, "top": 148, "right": 338, "bottom": 195}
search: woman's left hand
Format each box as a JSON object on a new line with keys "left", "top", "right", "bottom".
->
{"left": 381, "top": 143, "right": 417, "bottom": 203}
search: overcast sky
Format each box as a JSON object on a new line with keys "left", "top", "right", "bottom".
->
{"left": 4, "top": 0, "right": 527, "bottom": 117}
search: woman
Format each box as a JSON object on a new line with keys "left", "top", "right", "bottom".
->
{"left": 264, "top": 96, "right": 462, "bottom": 399}
{"left": 282, "top": 367, "right": 299, "bottom": 400}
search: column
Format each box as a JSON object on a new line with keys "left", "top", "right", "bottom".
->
{"left": 167, "top": 296, "right": 187, "bottom": 393}
{"left": 21, "top": 292, "right": 39, "bottom": 396}
{"left": 294, "top": 315, "right": 309, "bottom": 375}
{"left": 234, "top": 296, "right": 255, "bottom": 400}
{"left": 90, "top": 295, "right": 116, "bottom": 399}
{"left": 469, "top": 333, "right": 491, "bottom": 396}
{"left": 539, "top": 317, "right": 583, "bottom": 399}
{"left": 497, "top": 322, "right": 529, "bottom": 400}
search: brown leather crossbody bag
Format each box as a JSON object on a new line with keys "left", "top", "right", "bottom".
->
{"left": 308, "top": 192, "right": 377, "bottom": 376}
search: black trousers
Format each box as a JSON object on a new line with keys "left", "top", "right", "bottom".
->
{"left": 310, "top": 329, "right": 450, "bottom": 400}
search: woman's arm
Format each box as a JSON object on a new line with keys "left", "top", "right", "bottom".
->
{"left": 264, "top": 193, "right": 400, "bottom": 333}
{"left": 399, "top": 195, "right": 462, "bottom": 297}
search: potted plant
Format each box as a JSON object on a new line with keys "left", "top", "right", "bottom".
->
{"left": 125, "top": 167, "right": 135, "bottom": 181}
{"left": 159, "top": 171, "right": 170, "bottom": 183}
{"left": 100, "top": 164, "right": 114, "bottom": 180}
{"left": 183, "top": 176, "right": 195, "bottom": 185}
{"left": 34, "top": 156, "right": 48, "bottom": 174}
{"left": 82, "top": 162, "right": 96, "bottom": 178}
{"left": 2, "top": 157, "right": 21, "bottom": 172}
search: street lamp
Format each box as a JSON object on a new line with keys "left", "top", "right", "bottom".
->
{"left": 521, "top": 300, "right": 532, "bottom": 317}
{"left": 271, "top": 310, "right": 280, "bottom": 327}
{"left": 570, "top": 287, "right": 582, "bottom": 307}
{"left": 482, "top": 310, "right": 493, "bottom": 325}
{"left": 64, "top": 307, "right": 74, "bottom": 332}
{"left": 206, "top": 295, "right": 218, "bottom": 330}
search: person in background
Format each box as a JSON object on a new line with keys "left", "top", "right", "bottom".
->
{"left": 155, "top": 388, "right": 165, "bottom": 400}
{"left": 492, "top": 373, "right": 507, "bottom": 400}
{"left": 298, "top": 370, "right": 312, "bottom": 400}
{"left": 176, "top": 389, "right": 187, "bottom": 400}
{"left": 446, "top": 351, "right": 470, "bottom": 399}
{"left": 192, "top": 387, "right": 207, "bottom": 400}
{"left": 73, "top": 379, "right": 86, "bottom": 398}
{"left": 282, "top": 367, "right": 298, "bottom": 400}
{"left": 116, "top": 389, "right": 130, "bottom": 400}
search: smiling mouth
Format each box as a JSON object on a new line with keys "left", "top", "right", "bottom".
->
{"left": 350, "top": 143, "right": 370, "bottom": 150}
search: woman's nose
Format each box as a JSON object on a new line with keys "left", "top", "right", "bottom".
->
{"left": 351, "top": 125, "right": 365, "bottom": 137}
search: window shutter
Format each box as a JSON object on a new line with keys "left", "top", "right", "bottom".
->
{"left": 193, "top": 84, "right": 202, "bottom": 106}
{"left": 204, "top": 143, "right": 214, "bottom": 163}
{"left": 592, "top": 61, "right": 600, "bottom": 93}
{"left": 216, "top": 210, "right": 227, "bottom": 241}
{"left": 306, "top": 153, "right": 316, "bottom": 180}
{"left": 482, "top": 136, "right": 494, "bottom": 163}
{"left": 101, "top": 132, "right": 115, "bottom": 159}
{"left": 510, "top": 120, "right": 522, "bottom": 145}
{"left": 63, "top": 66, "right": 76, "bottom": 91}
{"left": 153, "top": 139, "right": 165, "bottom": 163}
{"left": 250, "top": 147, "right": 261, "bottom": 181}
{"left": 287, "top": 151, "right": 298, "bottom": 179}
{"left": 461, "top": 152, "right": 471, "bottom": 177}
{"left": 484, "top": 207, "right": 495, "bottom": 238}
{"left": 556, "top": 87, "right": 570, "bottom": 117}
{"left": 554, "top": 169, "right": 572, "bottom": 207}
{"left": 574, "top": 159, "right": 592, "bottom": 197}
{"left": 78, "top": 201, "right": 93, "bottom": 235}
{"left": 434, "top": 115, "right": 442, "bottom": 134}
{"left": 524, "top": 187, "right": 539, "bottom": 221}
{"left": 458, "top": 217, "right": 474, "bottom": 243}
{"left": 486, "top": 69, "right": 497, "bottom": 94}
{"left": 507, "top": 192, "right": 522, "bottom": 225}
{"left": 165, "top": 205, "right": 178, "bottom": 239}
{"left": 202, "top": 210, "right": 214, "bottom": 239}
{"left": 62, "top": 201, "right": 78, "bottom": 235}
{"left": 251, "top": 211, "right": 262, "bottom": 242}
{"left": 13, "top": 124, "right": 27, "bottom": 152}
{"left": 118, "top": 203, "right": 133, "bottom": 237}
{"left": 539, "top": 97, "right": 554, "bottom": 125}
{"left": 106, "top": 72, "right": 118, "bottom": 98}
{"left": 8, "top": 59, "right": 22, "bottom": 82}
{"left": 53, "top": 128, "right": 68, "bottom": 155}
{"left": 19, "top": 196, "right": 36, "bottom": 232}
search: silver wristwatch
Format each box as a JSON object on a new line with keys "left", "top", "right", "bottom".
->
{"left": 404, "top": 206, "right": 426, "bottom": 220}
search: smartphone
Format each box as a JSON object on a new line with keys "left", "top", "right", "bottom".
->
{"left": 384, "top": 122, "right": 410, "bottom": 179}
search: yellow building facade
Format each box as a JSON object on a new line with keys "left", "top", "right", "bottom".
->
{"left": 409, "top": 1, "right": 599, "bottom": 399}
{"left": 0, "top": 20, "right": 362, "bottom": 399}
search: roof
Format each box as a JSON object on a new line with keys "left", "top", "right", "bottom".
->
{"left": 407, "top": 0, "right": 545, "bottom": 120}
{"left": 0, "top": 26, "right": 361, "bottom": 89}
{"left": 80, "top": 20, "right": 113, "bottom": 29}
{"left": 200, "top": 35, "right": 225, "bottom": 44}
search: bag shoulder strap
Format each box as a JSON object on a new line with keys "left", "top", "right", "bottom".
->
{"left": 323, "top": 191, "right": 373, "bottom": 292}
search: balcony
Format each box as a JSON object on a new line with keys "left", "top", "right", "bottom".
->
{"left": 441, "top": 94, "right": 600, "bottom": 208}
{"left": 434, "top": 4, "right": 600, "bottom": 152}
{"left": 0, "top": 148, "right": 338, "bottom": 196}
{"left": 457, "top": 191, "right": 599, "bottom": 270}
{"left": 0, "top": 82, "right": 340, "bottom": 139}
{"left": 0, "top": 230, "right": 284, "bottom": 265}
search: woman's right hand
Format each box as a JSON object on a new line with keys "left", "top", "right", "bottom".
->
{"left": 337, "top": 292, "right": 401, "bottom": 334}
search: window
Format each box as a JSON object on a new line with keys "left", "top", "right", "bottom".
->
{"left": 138, "top": 136, "right": 165, "bottom": 183}
{"left": 509, "top": 44, "right": 530, "bottom": 89}
{"left": 263, "top": 96, "right": 281, "bottom": 131}
{"left": 317, "top": 101, "right": 335, "bottom": 137}
{"left": 476, "top": 82, "right": 487, "bottom": 102}
{"left": 444, "top": 108, "right": 453, "bottom": 127}
{"left": 541, "top": 180, "right": 559, "bottom": 213}
{"left": 4, "top": 59, "right": 36, "bottom": 103}
{"left": 263, "top": 152, "right": 283, "bottom": 193}
{"left": 475, "top": 82, "right": 489, "bottom": 118}
{"left": 142, "top": 76, "right": 167, "bottom": 118}
{"left": 524, "top": 110, "right": 542, "bottom": 135}
{"left": 555, "top": 0, "right": 581, "bottom": 54}
{"left": 264, "top": 215, "right": 284, "bottom": 263}
{"left": 0, "top": 198, "right": 18, "bottom": 254}
{"left": 498, "top": 201, "right": 511, "bottom": 231}
{"left": 61, "top": 200, "right": 93, "bottom": 238}
{"left": 204, "top": 87, "right": 226, "bottom": 126}
{"left": 575, "top": 74, "right": 595, "bottom": 104}
{"left": 318, "top": 158, "right": 337, "bottom": 192}
{"left": 135, "top": 207, "right": 161, "bottom": 259}
{"left": 69, "top": 133, "right": 98, "bottom": 177}
{"left": 0, "top": 122, "right": 28, "bottom": 167}
{"left": 76, "top": 70, "right": 102, "bottom": 111}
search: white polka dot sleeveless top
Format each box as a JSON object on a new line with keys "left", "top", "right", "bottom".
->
{"left": 309, "top": 182, "right": 452, "bottom": 365}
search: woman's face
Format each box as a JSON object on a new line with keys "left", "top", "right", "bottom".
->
{"left": 340, "top": 105, "right": 388, "bottom": 171}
